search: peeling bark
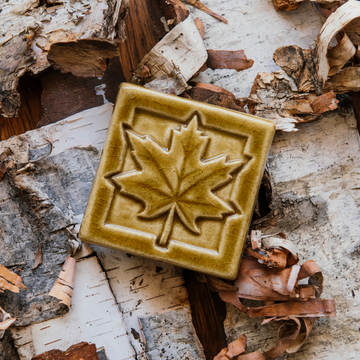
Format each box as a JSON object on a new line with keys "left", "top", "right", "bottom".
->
{"left": 130, "top": 16, "right": 207, "bottom": 95}
{"left": 0, "top": 0, "right": 128, "bottom": 117}
{"left": 241, "top": 71, "right": 338, "bottom": 132}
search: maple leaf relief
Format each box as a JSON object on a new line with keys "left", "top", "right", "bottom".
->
{"left": 111, "top": 116, "right": 247, "bottom": 247}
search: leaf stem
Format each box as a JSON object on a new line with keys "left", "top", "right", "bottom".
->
{"left": 158, "top": 204, "right": 176, "bottom": 247}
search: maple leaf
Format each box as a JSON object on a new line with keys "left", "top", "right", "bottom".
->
{"left": 112, "top": 116, "right": 246, "bottom": 247}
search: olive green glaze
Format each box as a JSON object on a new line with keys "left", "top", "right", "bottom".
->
{"left": 79, "top": 83, "right": 275, "bottom": 280}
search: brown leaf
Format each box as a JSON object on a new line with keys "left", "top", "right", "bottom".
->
{"left": 31, "top": 244, "right": 43, "bottom": 270}
{"left": 185, "top": 0, "right": 228, "bottom": 24}
{"left": 207, "top": 50, "right": 254, "bottom": 71}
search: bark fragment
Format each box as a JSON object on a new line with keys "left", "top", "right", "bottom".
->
{"left": 272, "top": 0, "right": 340, "bottom": 12}
{"left": 48, "top": 40, "right": 119, "bottom": 78}
{"left": 31, "top": 342, "right": 99, "bottom": 360}
{"left": 0, "top": 307, "right": 16, "bottom": 339}
{"left": 207, "top": 50, "right": 254, "bottom": 72}
{"left": 185, "top": 82, "right": 246, "bottom": 112}
{"left": 49, "top": 256, "right": 75, "bottom": 309}
{"left": 242, "top": 71, "right": 331, "bottom": 131}
{"left": 130, "top": 16, "right": 207, "bottom": 95}
{"left": 0, "top": 263, "right": 27, "bottom": 293}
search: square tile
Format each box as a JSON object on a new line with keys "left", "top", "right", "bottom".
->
{"left": 79, "top": 83, "right": 275, "bottom": 279}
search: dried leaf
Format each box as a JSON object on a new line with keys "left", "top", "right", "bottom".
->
{"left": 112, "top": 116, "right": 245, "bottom": 246}
{"left": 49, "top": 256, "right": 75, "bottom": 308}
{"left": 31, "top": 244, "right": 43, "bottom": 270}
{"left": 185, "top": 0, "right": 228, "bottom": 24}
{"left": 207, "top": 50, "right": 254, "bottom": 71}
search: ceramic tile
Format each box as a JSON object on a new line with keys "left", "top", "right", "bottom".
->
{"left": 79, "top": 83, "right": 275, "bottom": 279}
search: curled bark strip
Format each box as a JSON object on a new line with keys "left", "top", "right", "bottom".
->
{"left": 261, "top": 234, "right": 299, "bottom": 266}
{"left": 0, "top": 263, "right": 27, "bottom": 293}
{"left": 0, "top": 307, "right": 16, "bottom": 339}
{"left": 207, "top": 50, "right": 254, "bottom": 71}
{"left": 248, "top": 299, "right": 336, "bottom": 318}
{"left": 214, "top": 317, "right": 314, "bottom": 359}
{"left": 298, "top": 260, "right": 323, "bottom": 297}
{"left": 316, "top": 1, "right": 360, "bottom": 86}
{"left": 185, "top": 0, "right": 228, "bottom": 24}
{"left": 49, "top": 256, "right": 75, "bottom": 308}
{"left": 216, "top": 232, "right": 335, "bottom": 359}
{"left": 327, "top": 33, "right": 356, "bottom": 76}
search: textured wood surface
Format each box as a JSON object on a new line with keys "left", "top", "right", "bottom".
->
{"left": 118, "top": 0, "right": 160, "bottom": 81}
{"left": 139, "top": 308, "right": 205, "bottom": 360}
{"left": 0, "top": 74, "right": 42, "bottom": 141}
